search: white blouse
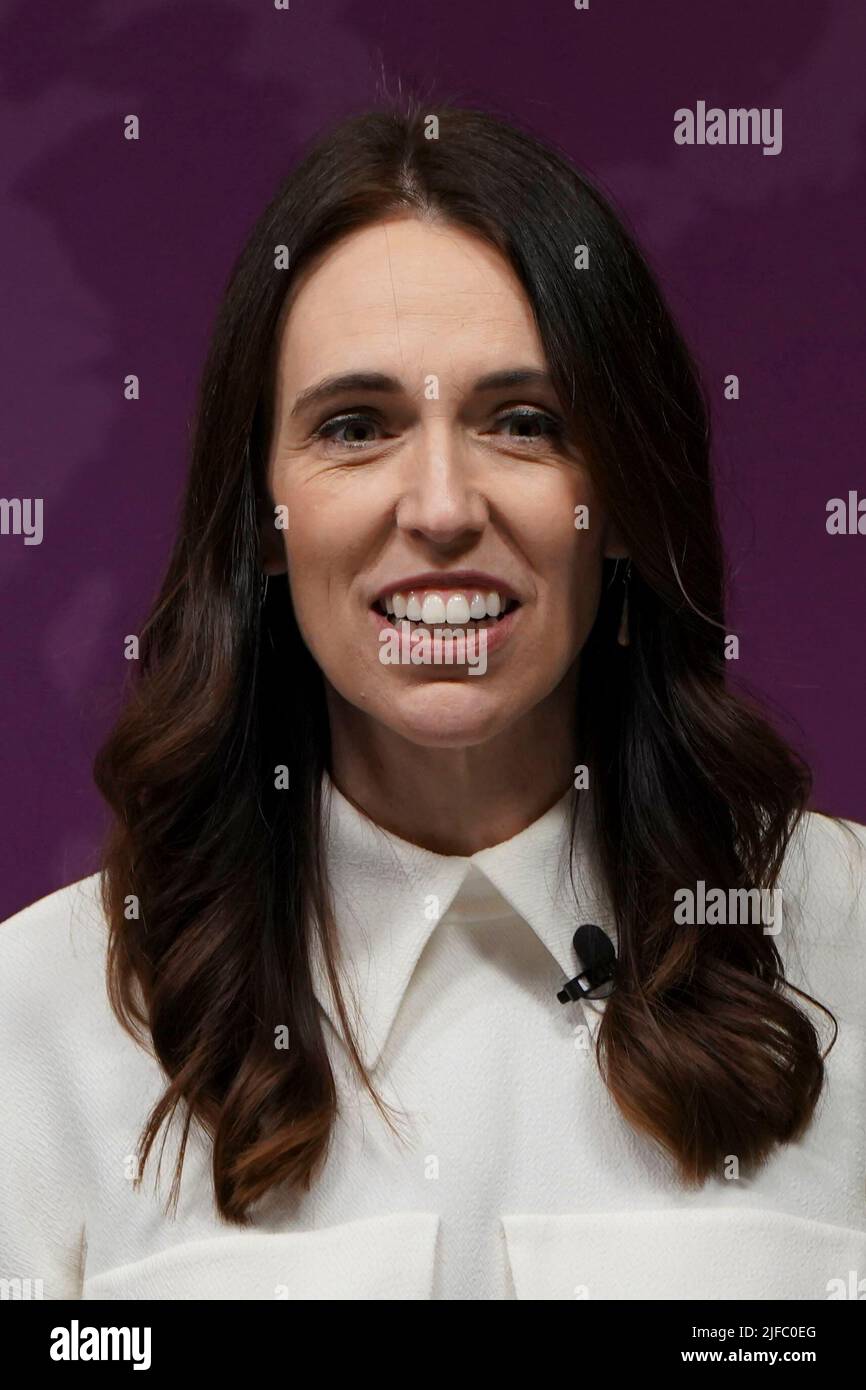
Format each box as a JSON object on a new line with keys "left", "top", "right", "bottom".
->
{"left": 1, "top": 776, "right": 865, "bottom": 1300}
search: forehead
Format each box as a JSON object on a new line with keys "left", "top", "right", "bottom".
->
{"left": 273, "top": 216, "right": 545, "bottom": 389}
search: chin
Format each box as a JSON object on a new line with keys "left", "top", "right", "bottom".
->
{"left": 375, "top": 681, "right": 524, "bottom": 749}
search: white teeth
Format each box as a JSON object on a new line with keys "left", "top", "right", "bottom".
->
{"left": 446, "top": 594, "right": 471, "bottom": 625}
{"left": 384, "top": 588, "right": 510, "bottom": 624}
{"left": 421, "top": 593, "right": 447, "bottom": 625}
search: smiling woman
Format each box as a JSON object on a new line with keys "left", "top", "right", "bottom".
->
{"left": 1, "top": 100, "right": 864, "bottom": 1302}
{"left": 259, "top": 214, "right": 620, "bottom": 763}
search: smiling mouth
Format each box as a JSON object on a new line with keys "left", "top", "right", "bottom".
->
{"left": 372, "top": 593, "right": 520, "bottom": 629}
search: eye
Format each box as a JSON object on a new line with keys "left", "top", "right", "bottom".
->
{"left": 490, "top": 407, "right": 564, "bottom": 446}
{"left": 309, "top": 405, "right": 565, "bottom": 452}
{"left": 311, "top": 411, "right": 386, "bottom": 450}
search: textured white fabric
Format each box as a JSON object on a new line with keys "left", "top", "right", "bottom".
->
{"left": 0, "top": 778, "right": 865, "bottom": 1301}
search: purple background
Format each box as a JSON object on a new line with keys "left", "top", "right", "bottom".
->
{"left": 2, "top": 0, "right": 864, "bottom": 921}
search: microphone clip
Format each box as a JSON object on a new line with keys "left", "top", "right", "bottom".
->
{"left": 557, "top": 923, "right": 616, "bottom": 1004}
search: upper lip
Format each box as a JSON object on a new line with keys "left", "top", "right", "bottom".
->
{"left": 370, "top": 571, "right": 521, "bottom": 608}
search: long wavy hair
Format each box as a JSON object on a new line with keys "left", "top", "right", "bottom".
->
{"left": 94, "top": 100, "right": 833, "bottom": 1224}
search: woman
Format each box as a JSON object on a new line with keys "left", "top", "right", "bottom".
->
{"left": 1, "top": 102, "right": 864, "bottom": 1301}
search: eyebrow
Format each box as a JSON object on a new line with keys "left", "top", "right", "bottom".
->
{"left": 289, "top": 367, "right": 555, "bottom": 418}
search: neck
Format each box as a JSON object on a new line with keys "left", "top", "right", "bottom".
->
{"left": 325, "top": 669, "right": 579, "bottom": 856}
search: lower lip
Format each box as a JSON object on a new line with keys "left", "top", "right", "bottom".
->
{"left": 369, "top": 604, "right": 521, "bottom": 661}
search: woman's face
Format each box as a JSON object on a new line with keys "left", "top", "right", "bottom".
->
{"left": 263, "top": 215, "right": 624, "bottom": 749}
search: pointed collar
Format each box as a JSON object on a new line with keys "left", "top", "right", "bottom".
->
{"left": 311, "top": 773, "right": 615, "bottom": 1072}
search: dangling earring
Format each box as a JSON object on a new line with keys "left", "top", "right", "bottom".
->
{"left": 616, "top": 560, "right": 632, "bottom": 647}
{"left": 260, "top": 572, "right": 270, "bottom": 607}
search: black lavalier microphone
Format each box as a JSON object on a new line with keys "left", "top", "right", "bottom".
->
{"left": 557, "top": 924, "right": 616, "bottom": 1003}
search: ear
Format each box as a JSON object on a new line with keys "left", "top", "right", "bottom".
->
{"left": 257, "top": 492, "right": 288, "bottom": 576}
{"left": 602, "top": 518, "right": 630, "bottom": 561}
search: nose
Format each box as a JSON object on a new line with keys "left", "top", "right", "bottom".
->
{"left": 394, "top": 424, "right": 488, "bottom": 548}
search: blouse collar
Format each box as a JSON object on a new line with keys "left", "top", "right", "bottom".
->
{"left": 311, "top": 772, "right": 615, "bottom": 1072}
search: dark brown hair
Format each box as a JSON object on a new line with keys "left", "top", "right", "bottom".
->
{"left": 94, "top": 99, "right": 834, "bottom": 1223}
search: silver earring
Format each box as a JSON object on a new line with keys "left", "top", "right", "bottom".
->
{"left": 260, "top": 573, "right": 269, "bottom": 607}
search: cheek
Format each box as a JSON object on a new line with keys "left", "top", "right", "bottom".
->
{"left": 522, "top": 481, "right": 605, "bottom": 613}
{"left": 268, "top": 479, "right": 337, "bottom": 640}
{"left": 283, "top": 532, "right": 342, "bottom": 651}
{"left": 567, "top": 530, "right": 606, "bottom": 616}
{"left": 540, "top": 546, "right": 603, "bottom": 669}
{"left": 275, "top": 482, "right": 375, "bottom": 672}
